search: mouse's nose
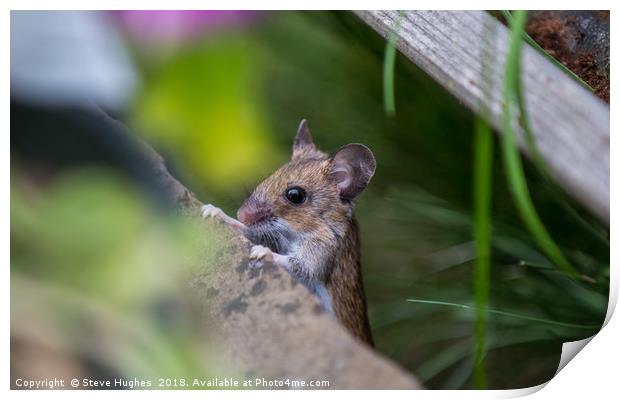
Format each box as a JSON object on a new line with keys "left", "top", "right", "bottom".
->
{"left": 237, "top": 198, "right": 272, "bottom": 226}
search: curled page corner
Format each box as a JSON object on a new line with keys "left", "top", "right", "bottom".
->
{"left": 555, "top": 336, "right": 594, "bottom": 377}
{"left": 547, "top": 270, "right": 616, "bottom": 386}
{"left": 512, "top": 338, "right": 596, "bottom": 398}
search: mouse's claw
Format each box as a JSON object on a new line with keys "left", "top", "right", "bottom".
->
{"left": 248, "top": 245, "right": 274, "bottom": 269}
{"left": 201, "top": 204, "right": 223, "bottom": 219}
{"left": 201, "top": 204, "right": 246, "bottom": 232}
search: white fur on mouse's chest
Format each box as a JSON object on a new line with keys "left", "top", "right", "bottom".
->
{"left": 285, "top": 237, "right": 336, "bottom": 314}
{"left": 286, "top": 236, "right": 333, "bottom": 276}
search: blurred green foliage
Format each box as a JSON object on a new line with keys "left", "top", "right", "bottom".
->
{"left": 11, "top": 169, "right": 228, "bottom": 384}
{"left": 133, "top": 35, "right": 282, "bottom": 196}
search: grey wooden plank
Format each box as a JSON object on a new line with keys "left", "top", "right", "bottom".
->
{"left": 356, "top": 10, "right": 609, "bottom": 223}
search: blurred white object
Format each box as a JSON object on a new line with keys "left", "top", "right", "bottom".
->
{"left": 11, "top": 11, "right": 138, "bottom": 111}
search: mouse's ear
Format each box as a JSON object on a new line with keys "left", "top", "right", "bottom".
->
{"left": 330, "top": 144, "right": 376, "bottom": 200}
{"left": 292, "top": 119, "right": 316, "bottom": 159}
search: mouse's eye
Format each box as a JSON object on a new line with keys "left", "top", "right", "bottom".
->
{"left": 284, "top": 186, "right": 307, "bottom": 205}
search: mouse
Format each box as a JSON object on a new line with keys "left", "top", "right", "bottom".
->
{"left": 201, "top": 119, "right": 375, "bottom": 345}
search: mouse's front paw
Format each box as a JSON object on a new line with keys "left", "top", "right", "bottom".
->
{"left": 201, "top": 204, "right": 224, "bottom": 220}
{"left": 249, "top": 245, "right": 274, "bottom": 269}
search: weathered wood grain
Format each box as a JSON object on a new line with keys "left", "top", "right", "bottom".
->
{"left": 356, "top": 10, "right": 609, "bottom": 223}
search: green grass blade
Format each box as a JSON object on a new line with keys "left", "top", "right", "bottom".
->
{"left": 406, "top": 299, "right": 599, "bottom": 330}
{"left": 472, "top": 116, "right": 493, "bottom": 389}
{"left": 510, "top": 30, "right": 610, "bottom": 247}
{"left": 383, "top": 11, "right": 404, "bottom": 116}
{"left": 502, "top": 10, "right": 577, "bottom": 277}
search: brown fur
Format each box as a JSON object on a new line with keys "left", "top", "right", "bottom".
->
{"left": 327, "top": 219, "right": 374, "bottom": 345}
{"left": 240, "top": 122, "right": 374, "bottom": 345}
{"left": 251, "top": 153, "right": 349, "bottom": 244}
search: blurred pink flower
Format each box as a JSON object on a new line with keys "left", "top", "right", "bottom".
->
{"left": 114, "top": 11, "right": 261, "bottom": 43}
